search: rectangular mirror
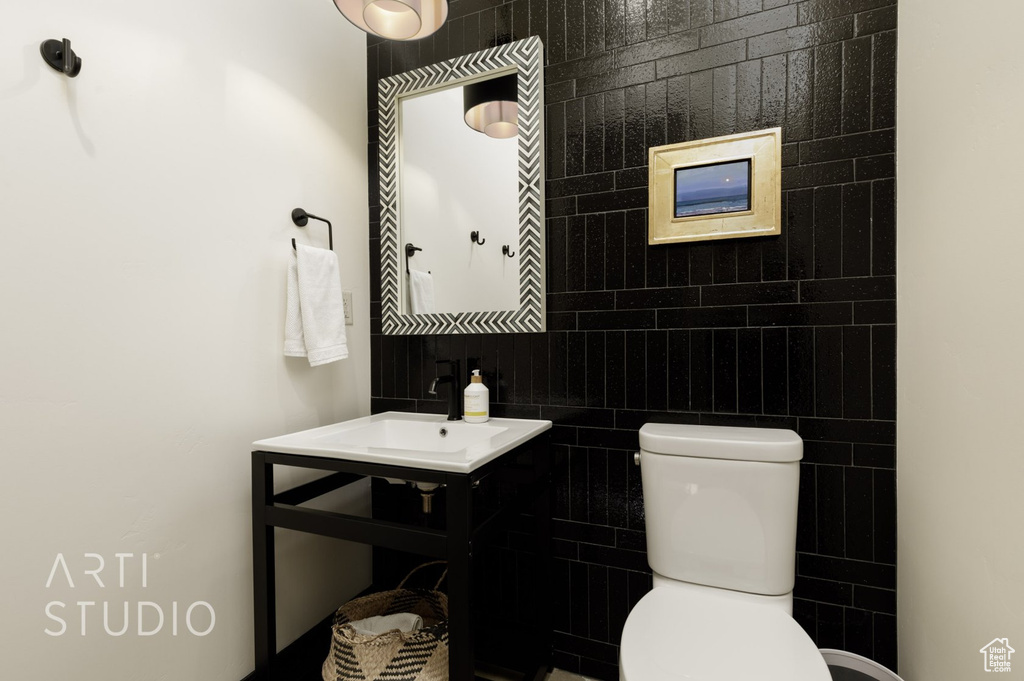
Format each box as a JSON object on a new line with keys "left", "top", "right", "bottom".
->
{"left": 378, "top": 37, "right": 545, "bottom": 335}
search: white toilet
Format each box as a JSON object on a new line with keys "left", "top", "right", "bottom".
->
{"left": 619, "top": 423, "right": 832, "bottom": 680}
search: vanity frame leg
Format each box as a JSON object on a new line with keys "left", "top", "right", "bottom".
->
{"left": 252, "top": 454, "right": 276, "bottom": 681}
{"left": 446, "top": 474, "right": 474, "bottom": 681}
{"left": 533, "top": 442, "right": 554, "bottom": 680}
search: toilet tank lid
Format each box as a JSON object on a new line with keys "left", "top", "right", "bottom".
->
{"left": 639, "top": 423, "right": 802, "bottom": 462}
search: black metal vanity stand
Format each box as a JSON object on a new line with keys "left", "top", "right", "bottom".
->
{"left": 251, "top": 433, "right": 552, "bottom": 681}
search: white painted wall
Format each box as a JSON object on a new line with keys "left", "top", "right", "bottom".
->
{"left": 0, "top": 1, "right": 370, "bottom": 679}
{"left": 401, "top": 85, "right": 520, "bottom": 314}
{"left": 897, "top": 1, "right": 1024, "bottom": 677}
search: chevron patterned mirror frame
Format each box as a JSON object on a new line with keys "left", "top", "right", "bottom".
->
{"left": 378, "top": 36, "right": 546, "bottom": 335}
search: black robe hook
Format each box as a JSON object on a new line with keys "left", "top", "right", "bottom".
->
{"left": 502, "top": 245, "right": 515, "bottom": 258}
{"left": 40, "top": 38, "right": 81, "bottom": 78}
{"left": 470, "top": 231, "right": 486, "bottom": 245}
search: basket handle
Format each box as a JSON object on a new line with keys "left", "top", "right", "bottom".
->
{"left": 397, "top": 560, "right": 448, "bottom": 590}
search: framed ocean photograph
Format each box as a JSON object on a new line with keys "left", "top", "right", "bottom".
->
{"left": 649, "top": 128, "right": 781, "bottom": 245}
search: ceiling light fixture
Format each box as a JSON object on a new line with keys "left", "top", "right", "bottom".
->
{"left": 332, "top": 0, "right": 448, "bottom": 41}
{"left": 463, "top": 74, "right": 519, "bottom": 139}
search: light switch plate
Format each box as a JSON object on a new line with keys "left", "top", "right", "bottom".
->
{"left": 342, "top": 291, "right": 353, "bottom": 325}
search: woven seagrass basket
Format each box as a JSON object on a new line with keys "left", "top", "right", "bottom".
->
{"left": 322, "top": 561, "right": 449, "bottom": 681}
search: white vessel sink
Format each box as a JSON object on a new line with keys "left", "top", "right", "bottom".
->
{"left": 253, "top": 411, "right": 552, "bottom": 473}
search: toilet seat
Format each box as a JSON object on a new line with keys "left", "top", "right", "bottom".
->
{"left": 620, "top": 586, "right": 831, "bottom": 680}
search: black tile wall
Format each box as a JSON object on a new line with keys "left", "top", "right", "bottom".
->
{"left": 365, "top": 0, "right": 897, "bottom": 676}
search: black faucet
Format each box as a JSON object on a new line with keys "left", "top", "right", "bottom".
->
{"left": 428, "top": 359, "right": 462, "bottom": 421}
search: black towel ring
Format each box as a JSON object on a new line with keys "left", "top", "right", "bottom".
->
{"left": 291, "top": 208, "right": 333, "bottom": 251}
{"left": 406, "top": 242, "right": 425, "bottom": 274}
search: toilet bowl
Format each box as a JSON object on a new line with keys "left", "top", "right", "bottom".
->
{"left": 619, "top": 424, "right": 831, "bottom": 681}
{"left": 620, "top": 579, "right": 829, "bottom": 680}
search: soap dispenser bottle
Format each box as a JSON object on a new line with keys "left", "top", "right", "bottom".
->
{"left": 464, "top": 369, "right": 489, "bottom": 423}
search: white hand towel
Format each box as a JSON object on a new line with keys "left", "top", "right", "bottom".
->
{"left": 347, "top": 612, "right": 423, "bottom": 637}
{"left": 408, "top": 269, "right": 435, "bottom": 315}
{"left": 283, "top": 244, "right": 348, "bottom": 367}
{"left": 284, "top": 260, "right": 306, "bottom": 357}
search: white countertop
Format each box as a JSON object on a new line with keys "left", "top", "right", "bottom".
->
{"left": 253, "top": 411, "right": 552, "bottom": 473}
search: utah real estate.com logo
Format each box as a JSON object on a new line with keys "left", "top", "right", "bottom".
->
{"left": 980, "top": 638, "right": 1014, "bottom": 673}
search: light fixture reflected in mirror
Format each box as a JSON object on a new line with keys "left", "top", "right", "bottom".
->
{"left": 463, "top": 74, "right": 518, "bottom": 139}
{"left": 333, "top": 0, "right": 448, "bottom": 41}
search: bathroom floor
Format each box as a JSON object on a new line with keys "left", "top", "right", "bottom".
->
{"left": 476, "top": 666, "right": 594, "bottom": 681}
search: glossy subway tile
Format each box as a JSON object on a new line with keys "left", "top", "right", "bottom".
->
{"left": 365, "top": 1, "right": 898, "bottom": 674}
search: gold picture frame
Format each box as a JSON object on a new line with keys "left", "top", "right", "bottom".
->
{"left": 648, "top": 127, "right": 781, "bottom": 245}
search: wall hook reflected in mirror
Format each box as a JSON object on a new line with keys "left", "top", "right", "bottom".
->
{"left": 502, "top": 245, "right": 515, "bottom": 258}
{"left": 40, "top": 38, "right": 81, "bottom": 78}
{"left": 470, "top": 231, "right": 486, "bottom": 245}
{"left": 290, "top": 208, "right": 333, "bottom": 251}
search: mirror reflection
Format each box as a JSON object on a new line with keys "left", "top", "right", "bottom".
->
{"left": 399, "top": 74, "right": 521, "bottom": 316}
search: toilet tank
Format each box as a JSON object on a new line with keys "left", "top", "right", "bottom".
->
{"left": 638, "top": 423, "right": 802, "bottom": 596}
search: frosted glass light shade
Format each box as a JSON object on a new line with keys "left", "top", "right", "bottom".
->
{"left": 463, "top": 74, "right": 519, "bottom": 139}
{"left": 464, "top": 101, "right": 519, "bottom": 139}
{"left": 333, "top": 0, "right": 448, "bottom": 40}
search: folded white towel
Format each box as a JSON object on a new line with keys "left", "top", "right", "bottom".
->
{"left": 347, "top": 612, "right": 423, "bottom": 637}
{"left": 284, "top": 260, "right": 306, "bottom": 357}
{"left": 284, "top": 244, "right": 348, "bottom": 367}
{"left": 408, "top": 269, "right": 435, "bottom": 315}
